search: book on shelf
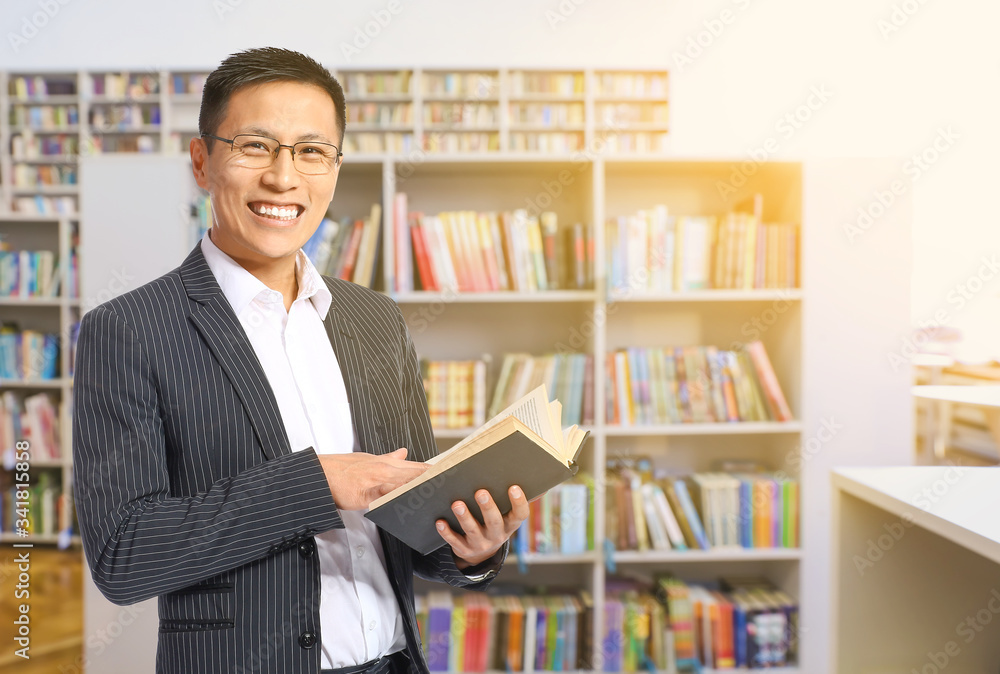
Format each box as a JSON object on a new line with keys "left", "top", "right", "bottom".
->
{"left": 9, "top": 75, "right": 77, "bottom": 99}
{"left": 399, "top": 203, "right": 592, "bottom": 293}
{"left": 9, "top": 103, "right": 79, "bottom": 129}
{"left": 13, "top": 164, "right": 78, "bottom": 189}
{"left": 421, "top": 358, "right": 487, "bottom": 429}
{"left": 301, "top": 203, "right": 383, "bottom": 288}
{"left": 606, "top": 458, "right": 800, "bottom": 552}
{"left": 603, "top": 574, "right": 797, "bottom": 671}
{"left": 0, "top": 249, "right": 61, "bottom": 298}
{"left": 606, "top": 201, "right": 798, "bottom": 295}
{"left": 0, "top": 471, "right": 75, "bottom": 538}
{"left": 513, "top": 472, "right": 594, "bottom": 556}
{"left": 416, "top": 589, "right": 592, "bottom": 672}
{"left": 0, "top": 326, "right": 59, "bottom": 380}
{"left": 13, "top": 195, "right": 77, "bottom": 216}
{"left": 366, "top": 385, "right": 588, "bottom": 555}
{"left": 489, "top": 352, "right": 593, "bottom": 427}
{"left": 605, "top": 341, "right": 793, "bottom": 425}
{"left": 1, "top": 391, "right": 62, "bottom": 462}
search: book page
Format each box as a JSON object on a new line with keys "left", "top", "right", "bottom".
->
{"left": 425, "top": 384, "right": 556, "bottom": 465}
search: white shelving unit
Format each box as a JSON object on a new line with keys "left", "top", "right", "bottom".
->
{"left": 0, "top": 214, "right": 81, "bottom": 546}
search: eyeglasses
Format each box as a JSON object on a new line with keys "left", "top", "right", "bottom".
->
{"left": 201, "top": 133, "right": 343, "bottom": 174}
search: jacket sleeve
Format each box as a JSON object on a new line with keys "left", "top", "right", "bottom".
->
{"left": 72, "top": 304, "right": 344, "bottom": 606}
{"left": 389, "top": 307, "right": 507, "bottom": 589}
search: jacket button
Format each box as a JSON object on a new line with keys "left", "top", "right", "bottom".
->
{"left": 298, "top": 540, "right": 315, "bottom": 558}
{"left": 298, "top": 632, "right": 317, "bottom": 649}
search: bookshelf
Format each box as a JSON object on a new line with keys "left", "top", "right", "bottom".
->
{"left": 0, "top": 214, "right": 81, "bottom": 546}
{"left": 372, "top": 157, "right": 804, "bottom": 671}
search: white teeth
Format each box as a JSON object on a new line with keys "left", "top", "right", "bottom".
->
{"left": 254, "top": 204, "right": 299, "bottom": 220}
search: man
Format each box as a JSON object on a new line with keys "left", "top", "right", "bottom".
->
{"left": 72, "top": 47, "right": 528, "bottom": 674}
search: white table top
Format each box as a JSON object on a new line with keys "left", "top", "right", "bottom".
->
{"left": 833, "top": 467, "right": 1000, "bottom": 564}
{"left": 912, "top": 384, "right": 1000, "bottom": 408}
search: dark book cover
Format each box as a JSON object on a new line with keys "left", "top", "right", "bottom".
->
{"left": 366, "top": 427, "right": 583, "bottom": 555}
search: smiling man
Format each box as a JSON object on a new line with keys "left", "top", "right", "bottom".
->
{"left": 72, "top": 48, "right": 527, "bottom": 674}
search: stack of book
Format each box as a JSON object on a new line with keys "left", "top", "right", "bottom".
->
{"left": 0, "top": 327, "right": 59, "bottom": 380}
{"left": 421, "top": 359, "right": 487, "bottom": 429}
{"left": 394, "top": 197, "right": 593, "bottom": 293}
{"left": 0, "top": 248, "right": 61, "bottom": 297}
{"left": 606, "top": 201, "right": 798, "bottom": 295}
{"left": 489, "top": 353, "right": 593, "bottom": 427}
{"left": 0, "top": 472, "right": 74, "bottom": 537}
{"left": 606, "top": 341, "right": 793, "bottom": 425}
{"left": 1, "top": 391, "right": 62, "bottom": 462}
{"left": 514, "top": 474, "right": 594, "bottom": 556}
{"left": 301, "top": 204, "right": 383, "bottom": 288}
{"left": 618, "top": 576, "right": 798, "bottom": 670}
{"left": 606, "top": 459, "right": 799, "bottom": 552}
{"left": 416, "top": 590, "right": 593, "bottom": 672}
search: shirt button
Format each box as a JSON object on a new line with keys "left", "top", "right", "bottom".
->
{"left": 368, "top": 620, "right": 376, "bottom": 631}
{"left": 356, "top": 545, "right": 365, "bottom": 558}
{"left": 298, "top": 631, "right": 317, "bottom": 649}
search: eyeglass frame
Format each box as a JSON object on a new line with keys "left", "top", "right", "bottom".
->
{"left": 200, "top": 132, "right": 344, "bottom": 173}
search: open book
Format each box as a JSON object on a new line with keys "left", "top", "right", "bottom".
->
{"left": 365, "top": 385, "right": 589, "bottom": 555}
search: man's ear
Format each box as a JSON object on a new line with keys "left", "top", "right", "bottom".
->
{"left": 190, "top": 136, "right": 210, "bottom": 191}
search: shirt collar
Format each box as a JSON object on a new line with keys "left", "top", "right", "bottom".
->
{"left": 200, "top": 230, "right": 332, "bottom": 320}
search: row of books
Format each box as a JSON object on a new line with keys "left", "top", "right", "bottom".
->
{"left": 509, "top": 103, "right": 585, "bottom": 126}
{"left": 622, "top": 575, "right": 797, "bottom": 670}
{"left": 424, "top": 102, "right": 497, "bottom": 127}
{"left": 509, "top": 72, "right": 585, "bottom": 97}
{"left": 0, "top": 474, "right": 75, "bottom": 538}
{"left": 394, "top": 200, "right": 593, "bottom": 293}
{"left": 0, "top": 249, "right": 61, "bottom": 297}
{"left": 9, "top": 75, "right": 77, "bottom": 98}
{"left": 301, "top": 204, "right": 383, "bottom": 288}
{"left": 508, "top": 133, "right": 585, "bottom": 153}
{"left": 594, "top": 72, "right": 668, "bottom": 98}
{"left": 606, "top": 341, "right": 793, "bottom": 425}
{"left": 170, "top": 73, "right": 207, "bottom": 95}
{"left": 594, "top": 131, "right": 668, "bottom": 153}
{"left": 416, "top": 591, "right": 591, "bottom": 672}
{"left": 515, "top": 475, "right": 594, "bottom": 555}
{"left": 422, "top": 133, "right": 500, "bottom": 153}
{"left": 715, "top": 211, "right": 799, "bottom": 290}
{"left": 89, "top": 104, "right": 161, "bottom": 128}
{"left": 607, "top": 460, "right": 799, "bottom": 551}
{"left": 597, "top": 102, "right": 669, "bottom": 125}
{"left": 341, "top": 71, "right": 411, "bottom": 96}
{"left": 9, "top": 104, "right": 79, "bottom": 129}
{"left": 87, "top": 134, "right": 158, "bottom": 153}
{"left": 421, "top": 359, "right": 487, "bottom": 430}
{"left": 606, "top": 203, "right": 799, "bottom": 295}
{"left": 13, "top": 195, "right": 77, "bottom": 215}
{"left": 0, "top": 328, "right": 59, "bottom": 380}
{"left": 0, "top": 391, "right": 61, "bottom": 462}
{"left": 489, "top": 353, "right": 593, "bottom": 427}
{"left": 342, "top": 132, "right": 414, "bottom": 154}
{"left": 88, "top": 72, "right": 159, "bottom": 98}
{"left": 10, "top": 132, "right": 80, "bottom": 159}
{"left": 12, "top": 164, "right": 77, "bottom": 188}
{"left": 423, "top": 72, "right": 498, "bottom": 97}
{"left": 414, "top": 577, "right": 795, "bottom": 672}
{"left": 347, "top": 102, "right": 413, "bottom": 126}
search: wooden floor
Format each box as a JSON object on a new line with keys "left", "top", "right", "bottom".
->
{"left": 0, "top": 546, "right": 83, "bottom": 673}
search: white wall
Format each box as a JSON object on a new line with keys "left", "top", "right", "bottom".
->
{"left": 3, "top": 0, "right": 999, "bottom": 355}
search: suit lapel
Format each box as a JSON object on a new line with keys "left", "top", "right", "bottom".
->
{"left": 179, "top": 243, "right": 291, "bottom": 461}
{"left": 321, "top": 278, "right": 384, "bottom": 456}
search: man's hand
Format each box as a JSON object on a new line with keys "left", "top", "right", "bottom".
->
{"left": 436, "top": 485, "right": 529, "bottom": 569}
{"left": 317, "top": 448, "right": 428, "bottom": 511}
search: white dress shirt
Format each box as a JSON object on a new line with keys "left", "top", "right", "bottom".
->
{"left": 201, "top": 231, "right": 406, "bottom": 668}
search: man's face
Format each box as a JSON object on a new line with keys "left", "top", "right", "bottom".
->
{"left": 191, "top": 80, "right": 342, "bottom": 268}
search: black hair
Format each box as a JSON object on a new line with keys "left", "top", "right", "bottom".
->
{"left": 199, "top": 47, "right": 346, "bottom": 150}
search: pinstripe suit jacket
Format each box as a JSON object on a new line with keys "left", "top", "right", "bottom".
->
{"left": 72, "top": 242, "right": 503, "bottom": 674}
